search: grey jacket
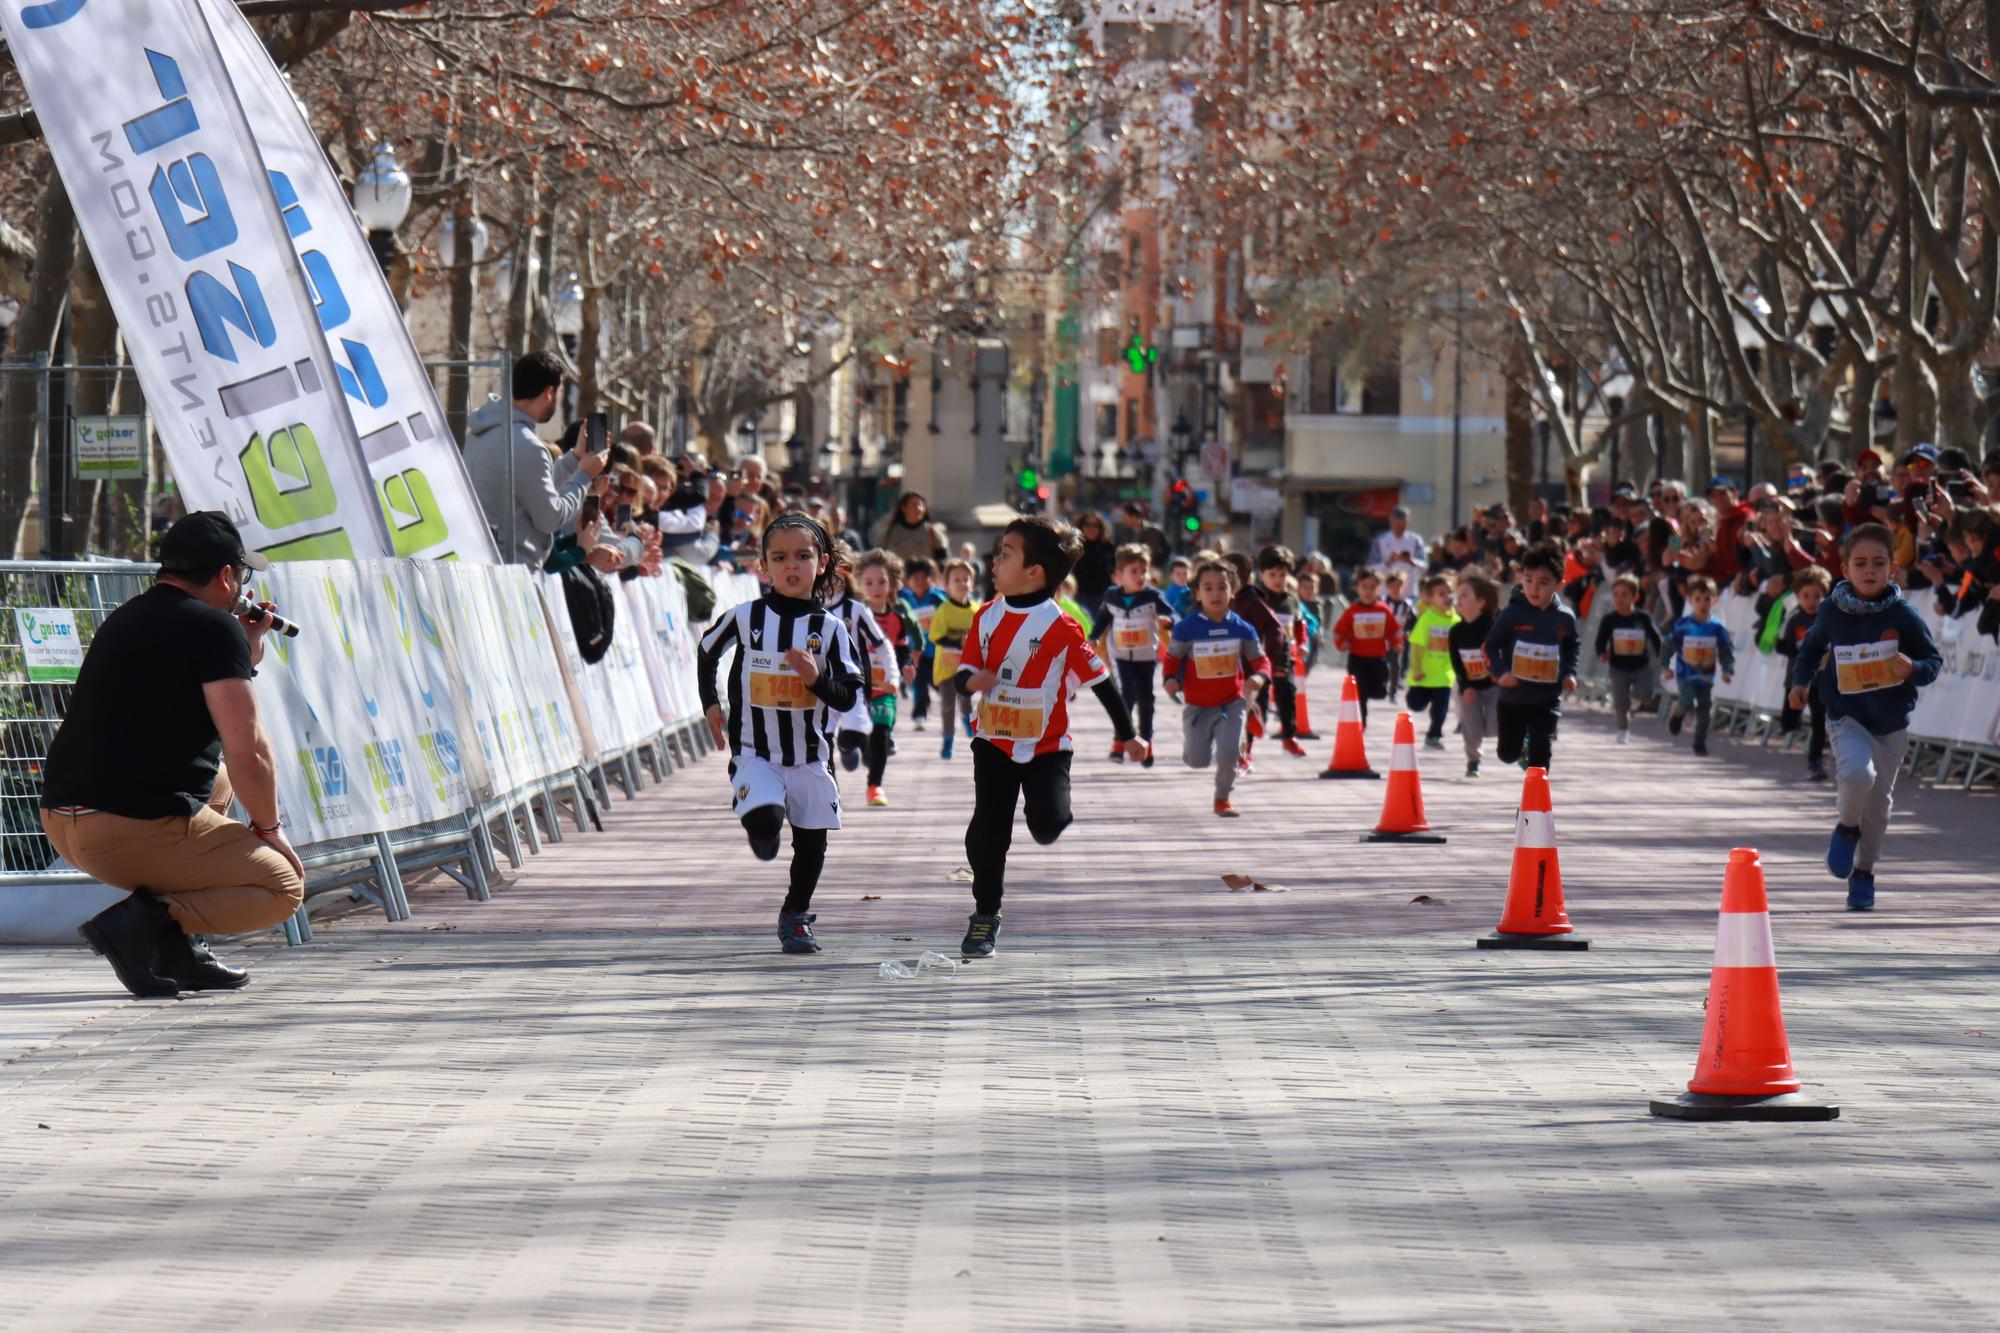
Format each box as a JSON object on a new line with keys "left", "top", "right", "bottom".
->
{"left": 465, "top": 396, "right": 587, "bottom": 566}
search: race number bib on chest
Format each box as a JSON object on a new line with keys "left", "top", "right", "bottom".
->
{"left": 1834, "top": 640, "right": 1899, "bottom": 694}
{"left": 1511, "top": 640, "right": 1560, "bottom": 684}
{"left": 936, "top": 646, "right": 961, "bottom": 675}
{"left": 747, "top": 650, "right": 812, "bottom": 710}
{"left": 1353, "top": 611, "right": 1387, "bottom": 641}
{"left": 1114, "top": 619, "right": 1153, "bottom": 650}
{"left": 1458, "top": 647, "right": 1490, "bottom": 681}
{"left": 1681, "top": 637, "right": 1718, "bottom": 671}
{"left": 1427, "top": 625, "right": 1451, "bottom": 652}
{"left": 1612, "top": 628, "right": 1648, "bottom": 656}
{"left": 1191, "top": 637, "right": 1240, "bottom": 680}
{"left": 914, "top": 604, "right": 936, "bottom": 630}
{"left": 978, "top": 685, "right": 1046, "bottom": 741}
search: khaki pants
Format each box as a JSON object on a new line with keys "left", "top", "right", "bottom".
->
{"left": 41, "top": 766, "right": 304, "bottom": 936}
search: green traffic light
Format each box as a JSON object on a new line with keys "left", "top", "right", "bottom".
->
{"left": 1019, "top": 468, "right": 1038, "bottom": 489}
{"left": 1183, "top": 515, "right": 1201, "bottom": 533}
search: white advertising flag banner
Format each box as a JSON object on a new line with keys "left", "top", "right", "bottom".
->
{"left": 0, "top": 0, "right": 392, "bottom": 561}
{"left": 196, "top": 0, "right": 499, "bottom": 562}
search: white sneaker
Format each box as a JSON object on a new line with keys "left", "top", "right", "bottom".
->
{"left": 1615, "top": 729, "right": 1630, "bottom": 745}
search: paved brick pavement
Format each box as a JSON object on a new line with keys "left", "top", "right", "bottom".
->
{"left": 2, "top": 674, "right": 1997, "bottom": 1330}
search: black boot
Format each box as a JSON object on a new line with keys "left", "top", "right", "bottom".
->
{"left": 77, "top": 893, "right": 180, "bottom": 998}
{"left": 147, "top": 903, "right": 251, "bottom": 992}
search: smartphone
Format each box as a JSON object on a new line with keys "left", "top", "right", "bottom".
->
{"left": 615, "top": 502, "right": 632, "bottom": 527}
{"left": 579, "top": 494, "right": 601, "bottom": 527}
{"left": 586, "top": 411, "right": 609, "bottom": 455}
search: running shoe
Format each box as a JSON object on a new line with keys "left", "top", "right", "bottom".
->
{"left": 1213, "top": 798, "right": 1239, "bottom": 818}
{"left": 961, "top": 911, "right": 1001, "bottom": 958}
{"left": 1667, "top": 708, "right": 1685, "bottom": 736}
{"left": 913, "top": 717, "right": 927, "bottom": 732}
{"left": 1846, "top": 872, "right": 1876, "bottom": 912}
{"left": 778, "top": 911, "right": 821, "bottom": 953}
{"left": 841, "top": 743, "right": 862, "bottom": 772}
{"left": 1806, "top": 763, "right": 1829, "bottom": 782}
{"left": 1236, "top": 755, "right": 1254, "bottom": 775}
{"left": 1423, "top": 735, "right": 1445, "bottom": 751}
{"left": 1826, "top": 822, "right": 1861, "bottom": 879}
{"left": 940, "top": 735, "right": 955, "bottom": 760}
{"left": 963, "top": 713, "right": 975, "bottom": 738}
{"left": 1141, "top": 741, "right": 1155, "bottom": 769}
{"left": 1615, "top": 729, "right": 1630, "bottom": 745}
{"left": 1465, "top": 761, "right": 1481, "bottom": 778}
{"left": 867, "top": 785, "right": 888, "bottom": 807}
{"left": 1109, "top": 743, "right": 1125, "bottom": 764}
{"left": 1692, "top": 741, "right": 1709, "bottom": 757}
{"left": 1282, "top": 738, "right": 1308, "bottom": 758}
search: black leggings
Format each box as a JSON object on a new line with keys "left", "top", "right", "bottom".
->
{"left": 1256, "top": 673, "right": 1298, "bottom": 739}
{"left": 1781, "top": 692, "right": 1828, "bottom": 767}
{"left": 742, "top": 806, "right": 829, "bottom": 913}
{"left": 865, "top": 722, "right": 892, "bottom": 785}
{"left": 1115, "top": 658, "right": 1157, "bottom": 740}
{"left": 1348, "top": 654, "right": 1389, "bottom": 727}
{"left": 1496, "top": 699, "right": 1560, "bottom": 772}
{"left": 1404, "top": 685, "right": 1452, "bottom": 740}
{"left": 912, "top": 669, "right": 932, "bottom": 720}
{"left": 965, "top": 740, "right": 1072, "bottom": 915}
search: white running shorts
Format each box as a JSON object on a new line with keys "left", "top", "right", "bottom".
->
{"left": 729, "top": 754, "right": 842, "bottom": 830}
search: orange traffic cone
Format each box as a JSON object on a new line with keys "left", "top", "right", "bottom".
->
{"left": 1363, "top": 713, "right": 1445, "bottom": 843}
{"left": 1317, "top": 675, "right": 1380, "bottom": 780}
{"left": 1650, "top": 849, "right": 1839, "bottom": 1121}
{"left": 1475, "top": 767, "right": 1587, "bottom": 949}
{"left": 1288, "top": 660, "right": 1320, "bottom": 740}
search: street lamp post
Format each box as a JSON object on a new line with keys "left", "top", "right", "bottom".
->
{"left": 352, "top": 144, "right": 413, "bottom": 271}
{"left": 1169, "top": 410, "right": 1192, "bottom": 480}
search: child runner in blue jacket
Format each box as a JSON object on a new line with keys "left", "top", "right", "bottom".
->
{"left": 1787, "top": 524, "right": 1942, "bottom": 911}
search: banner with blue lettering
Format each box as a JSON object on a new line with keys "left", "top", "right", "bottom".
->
{"left": 198, "top": 0, "right": 499, "bottom": 562}
{"left": 0, "top": 0, "right": 394, "bottom": 561}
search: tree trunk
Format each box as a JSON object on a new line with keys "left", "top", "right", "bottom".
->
{"left": 1845, "top": 366, "right": 1879, "bottom": 461}
{"left": 68, "top": 247, "right": 124, "bottom": 555}
{"left": 445, "top": 194, "right": 476, "bottom": 448}
{"left": 1, "top": 173, "right": 75, "bottom": 557}
{"left": 1893, "top": 346, "right": 1937, "bottom": 449}
{"left": 529, "top": 200, "right": 557, "bottom": 351}
{"left": 577, "top": 282, "right": 603, "bottom": 419}
{"left": 1504, "top": 333, "right": 1534, "bottom": 518}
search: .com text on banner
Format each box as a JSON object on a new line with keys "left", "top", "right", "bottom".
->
{"left": 0, "top": 0, "right": 394, "bottom": 561}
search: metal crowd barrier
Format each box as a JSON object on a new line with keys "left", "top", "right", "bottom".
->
{"left": 0, "top": 560, "right": 720, "bottom": 946}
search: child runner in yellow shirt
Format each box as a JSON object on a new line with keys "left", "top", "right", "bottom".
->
{"left": 927, "top": 558, "right": 980, "bottom": 759}
{"left": 1402, "top": 573, "right": 1460, "bottom": 749}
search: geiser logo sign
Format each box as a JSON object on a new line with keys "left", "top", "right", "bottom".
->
{"left": 2, "top": 0, "right": 491, "bottom": 562}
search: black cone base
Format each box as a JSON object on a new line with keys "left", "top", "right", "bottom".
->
{"left": 1648, "top": 1091, "right": 1839, "bottom": 1122}
{"left": 1318, "top": 769, "right": 1381, "bottom": 780}
{"left": 1363, "top": 830, "right": 1447, "bottom": 843}
{"left": 1475, "top": 930, "right": 1589, "bottom": 951}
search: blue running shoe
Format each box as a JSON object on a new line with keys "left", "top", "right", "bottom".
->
{"left": 778, "top": 911, "right": 821, "bottom": 953}
{"left": 1826, "top": 822, "right": 1861, "bottom": 879}
{"left": 1846, "top": 873, "right": 1876, "bottom": 912}
{"left": 960, "top": 911, "right": 1001, "bottom": 958}
{"left": 962, "top": 712, "right": 975, "bottom": 739}
{"left": 940, "top": 735, "right": 955, "bottom": 760}
{"left": 840, "top": 742, "right": 862, "bottom": 773}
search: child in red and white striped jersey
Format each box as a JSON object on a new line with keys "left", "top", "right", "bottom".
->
{"left": 953, "top": 516, "right": 1142, "bottom": 958}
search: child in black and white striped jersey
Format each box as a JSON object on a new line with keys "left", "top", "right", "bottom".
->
{"left": 698, "top": 515, "right": 867, "bottom": 954}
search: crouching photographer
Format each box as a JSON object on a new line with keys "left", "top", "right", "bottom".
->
{"left": 40, "top": 512, "right": 306, "bottom": 998}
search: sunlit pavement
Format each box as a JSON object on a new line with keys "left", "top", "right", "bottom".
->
{"left": 2, "top": 674, "right": 1996, "bottom": 1329}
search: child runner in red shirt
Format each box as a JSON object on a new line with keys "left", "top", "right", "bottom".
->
{"left": 854, "top": 548, "right": 918, "bottom": 807}
{"left": 1332, "top": 567, "right": 1404, "bottom": 727}
{"left": 955, "top": 516, "right": 1143, "bottom": 958}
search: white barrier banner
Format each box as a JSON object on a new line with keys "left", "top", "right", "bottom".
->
{"left": 0, "top": 0, "right": 392, "bottom": 561}
{"left": 541, "top": 573, "right": 658, "bottom": 759}
{"left": 1712, "top": 588, "right": 2000, "bottom": 748}
{"left": 197, "top": 0, "right": 498, "bottom": 563}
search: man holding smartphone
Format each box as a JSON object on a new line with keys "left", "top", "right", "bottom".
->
{"left": 466, "top": 350, "right": 608, "bottom": 565}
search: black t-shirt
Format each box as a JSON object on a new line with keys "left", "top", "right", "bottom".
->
{"left": 41, "top": 584, "right": 253, "bottom": 819}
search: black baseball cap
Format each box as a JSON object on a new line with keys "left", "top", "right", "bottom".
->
{"left": 158, "top": 511, "right": 268, "bottom": 575}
